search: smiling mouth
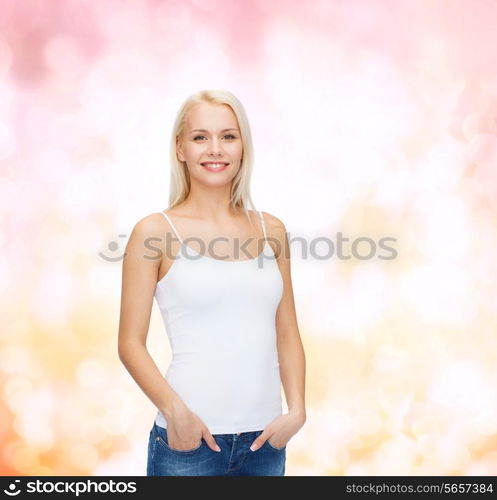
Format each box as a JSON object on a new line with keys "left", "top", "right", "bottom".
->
{"left": 200, "top": 162, "right": 229, "bottom": 171}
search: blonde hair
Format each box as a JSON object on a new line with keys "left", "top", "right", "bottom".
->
{"left": 168, "top": 89, "right": 258, "bottom": 224}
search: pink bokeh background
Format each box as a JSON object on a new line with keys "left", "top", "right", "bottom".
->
{"left": 1, "top": 0, "right": 497, "bottom": 475}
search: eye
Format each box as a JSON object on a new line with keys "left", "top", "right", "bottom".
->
{"left": 193, "top": 134, "right": 237, "bottom": 141}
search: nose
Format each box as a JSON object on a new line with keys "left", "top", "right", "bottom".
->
{"left": 208, "top": 140, "right": 224, "bottom": 156}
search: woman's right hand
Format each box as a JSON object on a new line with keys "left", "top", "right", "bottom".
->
{"left": 165, "top": 395, "right": 221, "bottom": 452}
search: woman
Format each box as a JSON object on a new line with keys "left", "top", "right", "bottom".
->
{"left": 118, "top": 89, "right": 306, "bottom": 476}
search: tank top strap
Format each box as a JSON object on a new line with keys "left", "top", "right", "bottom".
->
{"left": 257, "top": 210, "right": 267, "bottom": 242}
{"left": 158, "top": 211, "right": 183, "bottom": 244}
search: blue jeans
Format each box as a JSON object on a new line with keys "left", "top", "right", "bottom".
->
{"left": 146, "top": 421, "right": 286, "bottom": 476}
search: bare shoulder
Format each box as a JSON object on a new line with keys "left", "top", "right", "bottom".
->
{"left": 260, "top": 211, "right": 286, "bottom": 232}
{"left": 259, "top": 211, "right": 288, "bottom": 259}
{"left": 126, "top": 212, "right": 175, "bottom": 257}
{"left": 129, "top": 212, "right": 167, "bottom": 241}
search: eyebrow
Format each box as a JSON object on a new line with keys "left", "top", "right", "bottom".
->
{"left": 189, "top": 128, "right": 239, "bottom": 133}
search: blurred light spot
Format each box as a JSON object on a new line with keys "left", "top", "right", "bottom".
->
{"left": 0, "top": 119, "right": 17, "bottom": 160}
{"left": 0, "top": 250, "right": 12, "bottom": 294}
{"left": 0, "top": 177, "right": 17, "bottom": 212}
{"left": 15, "top": 386, "right": 55, "bottom": 448}
{"left": 10, "top": 445, "right": 39, "bottom": 473}
{"left": 355, "top": 409, "right": 383, "bottom": 436}
{"left": 4, "top": 377, "right": 34, "bottom": 411}
{"left": 370, "top": 162, "right": 412, "bottom": 219}
{"left": 462, "top": 112, "right": 490, "bottom": 141}
{"left": 68, "top": 443, "right": 99, "bottom": 470}
{"left": 190, "top": 0, "right": 218, "bottom": 10}
{"left": 152, "top": 0, "right": 193, "bottom": 45}
{"left": 0, "top": 318, "right": 30, "bottom": 344}
{"left": 350, "top": 265, "right": 392, "bottom": 325}
{"left": 44, "top": 35, "right": 87, "bottom": 79}
{"left": 466, "top": 133, "right": 497, "bottom": 169}
{"left": 0, "top": 346, "right": 30, "bottom": 374}
{"left": 103, "top": 407, "right": 132, "bottom": 435}
{"left": 32, "top": 267, "right": 72, "bottom": 325}
{"left": 0, "top": 35, "right": 13, "bottom": 74}
{"left": 79, "top": 418, "right": 106, "bottom": 444}
{"left": 35, "top": 147, "right": 72, "bottom": 184}
{"left": 369, "top": 434, "right": 418, "bottom": 474}
{"left": 56, "top": 166, "right": 110, "bottom": 219}
{"left": 415, "top": 136, "right": 466, "bottom": 191}
{"left": 87, "top": 264, "right": 117, "bottom": 299}
{"left": 467, "top": 451, "right": 497, "bottom": 475}
{"left": 76, "top": 358, "right": 110, "bottom": 389}
{"left": 93, "top": 451, "right": 136, "bottom": 476}
{"left": 372, "top": 346, "right": 409, "bottom": 374}
{"left": 400, "top": 263, "right": 477, "bottom": 325}
{"left": 190, "top": 29, "right": 230, "bottom": 80}
{"left": 414, "top": 193, "right": 470, "bottom": 261}
{"left": 435, "top": 429, "right": 472, "bottom": 469}
{"left": 428, "top": 360, "right": 497, "bottom": 413}
{"left": 32, "top": 466, "right": 53, "bottom": 475}
{"left": 79, "top": 73, "right": 122, "bottom": 134}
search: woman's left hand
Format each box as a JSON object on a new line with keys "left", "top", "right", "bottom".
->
{"left": 249, "top": 410, "right": 306, "bottom": 451}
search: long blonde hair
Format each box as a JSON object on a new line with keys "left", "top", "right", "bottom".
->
{"left": 168, "top": 90, "right": 258, "bottom": 224}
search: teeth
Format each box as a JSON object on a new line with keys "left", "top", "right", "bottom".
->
{"left": 202, "top": 163, "right": 227, "bottom": 169}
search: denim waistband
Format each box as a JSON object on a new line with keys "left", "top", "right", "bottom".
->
{"left": 153, "top": 421, "right": 263, "bottom": 439}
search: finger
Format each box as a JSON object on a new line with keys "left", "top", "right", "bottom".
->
{"left": 250, "top": 430, "right": 270, "bottom": 451}
{"left": 203, "top": 430, "right": 221, "bottom": 452}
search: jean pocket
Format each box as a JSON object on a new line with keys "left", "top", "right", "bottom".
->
{"left": 266, "top": 438, "right": 286, "bottom": 451}
{"left": 156, "top": 425, "right": 203, "bottom": 454}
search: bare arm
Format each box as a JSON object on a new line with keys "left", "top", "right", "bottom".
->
{"left": 117, "top": 214, "right": 220, "bottom": 452}
{"left": 248, "top": 212, "right": 306, "bottom": 451}
{"left": 117, "top": 215, "right": 178, "bottom": 419}
{"left": 271, "top": 213, "right": 306, "bottom": 420}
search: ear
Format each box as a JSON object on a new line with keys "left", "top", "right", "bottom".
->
{"left": 176, "top": 136, "right": 185, "bottom": 162}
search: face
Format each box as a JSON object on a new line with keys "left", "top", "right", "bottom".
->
{"left": 176, "top": 102, "right": 244, "bottom": 186}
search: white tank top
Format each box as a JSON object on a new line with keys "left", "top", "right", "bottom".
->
{"left": 154, "top": 210, "right": 284, "bottom": 434}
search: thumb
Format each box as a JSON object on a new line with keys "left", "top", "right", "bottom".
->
{"left": 249, "top": 430, "right": 269, "bottom": 452}
{"left": 203, "top": 429, "right": 221, "bottom": 452}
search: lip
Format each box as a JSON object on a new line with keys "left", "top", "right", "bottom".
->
{"left": 200, "top": 162, "right": 229, "bottom": 172}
